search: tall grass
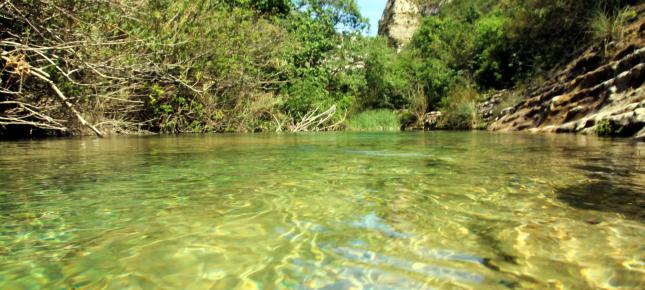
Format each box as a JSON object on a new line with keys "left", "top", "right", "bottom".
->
{"left": 589, "top": 7, "right": 637, "bottom": 54}
{"left": 345, "top": 110, "right": 401, "bottom": 131}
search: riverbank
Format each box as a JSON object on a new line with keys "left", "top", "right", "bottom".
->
{"left": 2, "top": 1, "right": 642, "bottom": 141}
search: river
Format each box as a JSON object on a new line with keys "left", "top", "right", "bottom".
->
{"left": 0, "top": 132, "right": 643, "bottom": 289}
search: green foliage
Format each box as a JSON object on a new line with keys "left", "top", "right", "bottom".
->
{"left": 398, "top": 110, "right": 418, "bottom": 129}
{"left": 250, "top": 0, "right": 292, "bottom": 16}
{"left": 126, "top": 2, "right": 291, "bottom": 132}
{"left": 345, "top": 109, "right": 401, "bottom": 131}
{"left": 363, "top": 38, "right": 413, "bottom": 109}
{"left": 274, "top": 0, "right": 370, "bottom": 126}
{"left": 595, "top": 119, "right": 640, "bottom": 137}
{"left": 294, "top": 0, "right": 368, "bottom": 33}
{"left": 407, "top": 17, "right": 461, "bottom": 107}
{"left": 472, "top": 14, "right": 514, "bottom": 88}
{"left": 596, "top": 120, "right": 617, "bottom": 137}
{"left": 103, "top": 0, "right": 369, "bottom": 133}
{"left": 502, "top": 0, "right": 635, "bottom": 70}
{"left": 282, "top": 72, "right": 332, "bottom": 116}
{"left": 2, "top": 0, "right": 640, "bottom": 137}
{"left": 396, "top": 0, "right": 638, "bottom": 120}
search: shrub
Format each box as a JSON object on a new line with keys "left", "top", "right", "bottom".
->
{"left": 493, "top": 90, "right": 524, "bottom": 115}
{"left": 398, "top": 109, "right": 419, "bottom": 130}
{"left": 438, "top": 85, "right": 480, "bottom": 130}
{"left": 472, "top": 14, "right": 515, "bottom": 89}
{"left": 0, "top": 0, "right": 371, "bottom": 136}
{"left": 441, "top": 101, "right": 476, "bottom": 130}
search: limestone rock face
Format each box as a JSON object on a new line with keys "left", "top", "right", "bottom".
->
{"left": 489, "top": 46, "right": 645, "bottom": 139}
{"left": 378, "top": 0, "right": 420, "bottom": 51}
{"left": 488, "top": 4, "right": 645, "bottom": 140}
{"left": 378, "top": 1, "right": 451, "bottom": 50}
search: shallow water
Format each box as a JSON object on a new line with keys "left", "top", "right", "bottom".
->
{"left": 0, "top": 132, "right": 643, "bottom": 289}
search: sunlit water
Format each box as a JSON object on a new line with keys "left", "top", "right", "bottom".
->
{"left": 0, "top": 132, "right": 644, "bottom": 289}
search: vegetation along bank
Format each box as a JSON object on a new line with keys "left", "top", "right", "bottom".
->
{"left": 1, "top": 0, "right": 643, "bottom": 139}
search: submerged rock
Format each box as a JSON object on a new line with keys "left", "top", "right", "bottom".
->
{"left": 350, "top": 212, "right": 411, "bottom": 238}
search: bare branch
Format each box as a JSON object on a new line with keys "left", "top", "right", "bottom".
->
{"left": 290, "top": 105, "right": 338, "bottom": 132}
{"left": 6, "top": 56, "right": 105, "bottom": 137}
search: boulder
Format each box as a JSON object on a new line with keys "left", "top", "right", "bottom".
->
{"left": 424, "top": 111, "right": 443, "bottom": 130}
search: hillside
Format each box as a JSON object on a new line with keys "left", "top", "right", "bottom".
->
{"left": 489, "top": 3, "right": 645, "bottom": 140}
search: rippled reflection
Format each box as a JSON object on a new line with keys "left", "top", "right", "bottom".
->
{"left": 0, "top": 132, "right": 643, "bottom": 289}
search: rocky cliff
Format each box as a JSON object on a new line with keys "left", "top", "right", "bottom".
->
{"left": 378, "top": 0, "right": 420, "bottom": 50}
{"left": 378, "top": 0, "right": 451, "bottom": 50}
{"left": 489, "top": 4, "right": 645, "bottom": 140}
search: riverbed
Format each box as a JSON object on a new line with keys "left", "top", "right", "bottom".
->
{"left": 0, "top": 132, "right": 643, "bottom": 289}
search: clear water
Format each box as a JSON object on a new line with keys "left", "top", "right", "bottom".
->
{"left": 0, "top": 132, "right": 643, "bottom": 289}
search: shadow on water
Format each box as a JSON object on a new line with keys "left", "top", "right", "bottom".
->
{"left": 555, "top": 180, "right": 645, "bottom": 221}
{"left": 553, "top": 150, "right": 645, "bottom": 222}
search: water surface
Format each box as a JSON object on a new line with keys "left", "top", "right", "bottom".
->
{"left": 0, "top": 132, "right": 643, "bottom": 289}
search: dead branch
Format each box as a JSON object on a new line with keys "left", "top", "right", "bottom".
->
{"left": 29, "top": 70, "right": 104, "bottom": 137}
{"left": 2, "top": 52, "right": 107, "bottom": 137}
{"left": 290, "top": 105, "right": 337, "bottom": 132}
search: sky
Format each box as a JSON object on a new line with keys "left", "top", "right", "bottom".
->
{"left": 356, "top": 0, "right": 388, "bottom": 36}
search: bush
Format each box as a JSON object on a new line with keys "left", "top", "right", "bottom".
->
{"left": 0, "top": 0, "right": 375, "bottom": 136}
{"left": 438, "top": 85, "right": 480, "bottom": 130}
{"left": 345, "top": 110, "right": 401, "bottom": 131}
{"left": 503, "top": 0, "right": 636, "bottom": 71}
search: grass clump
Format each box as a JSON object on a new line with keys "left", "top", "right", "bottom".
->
{"left": 589, "top": 7, "right": 638, "bottom": 54}
{"left": 345, "top": 110, "right": 401, "bottom": 131}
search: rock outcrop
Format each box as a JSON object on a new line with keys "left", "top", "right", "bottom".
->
{"left": 378, "top": 0, "right": 451, "bottom": 50}
{"left": 423, "top": 111, "right": 443, "bottom": 130}
{"left": 378, "top": 0, "right": 420, "bottom": 50}
{"left": 477, "top": 92, "right": 506, "bottom": 124}
{"left": 489, "top": 4, "right": 645, "bottom": 140}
